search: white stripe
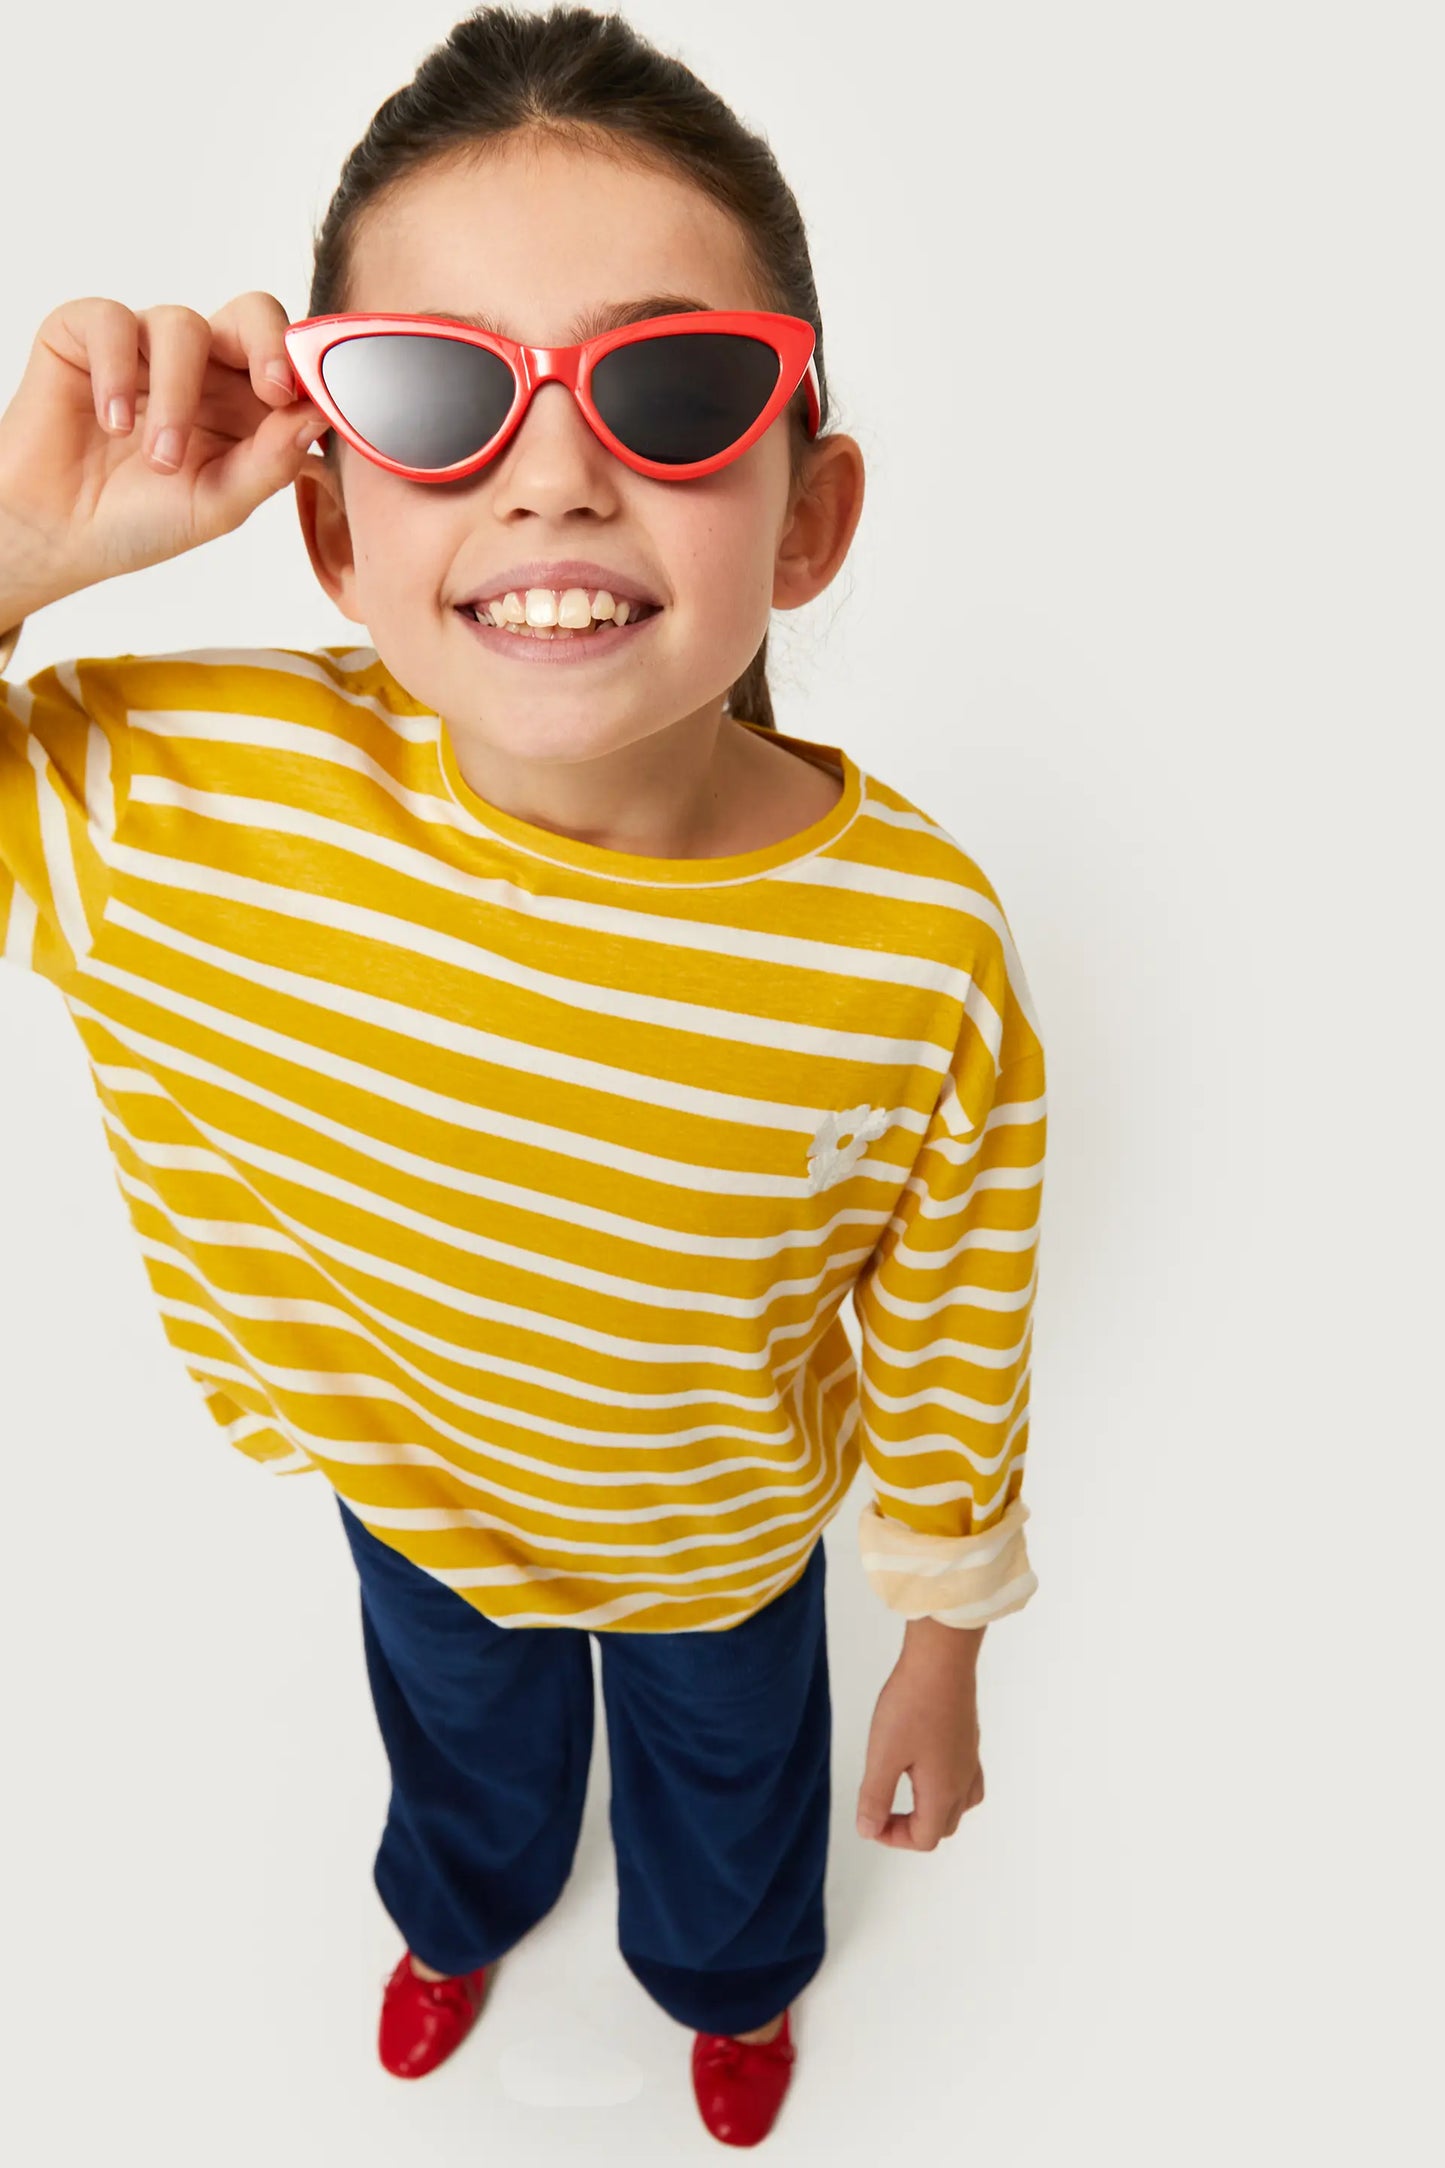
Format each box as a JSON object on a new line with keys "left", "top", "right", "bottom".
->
{"left": 151, "top": 1280, "right": 820, "bottom": 1474}
{"left": 919, "top": 1570, "right": 1038, "bottom": 1626}
{"left": 862, "top": 1270, "right": 1033, "bottom": 1320}
{"left": 92, "top": 1070, "right": 867, "bottom": 1328}
{"left": 858, "top": 1301, "right": 1035, "bottom": 1373}
{"left": 111, "top": 1129, "right": 846, "bottom": 1410}
{"left": 177, "top": 1343, "right": 858, "bottom": 1549}
{"left": 4, "top": 662, "right": 122, "bottom": 973}
{"left": 861, "top": 1359, "right": 1032, "bottom": 1437}
{"left": 81, "top": 907, "right": 941, "bottom": 1151}
{"left": 71, "top": 1046, "right": 900, "bottom": 1330}
{"left": 2, "top": 872, "right": 38, "bottom": 970}
{"left": 860, "top": 1499, "right": 1028, "bottom": 1575}
{"left": 79, "top": 1009, "right": 889, "bottom": 1262}
{"left": 786, "top": 849, "right": 1010, "bottom": 925}
{"left": 862, "top": 1405, "right": 1032, "bottom": 1490}
{"left": 111, "top": 794, "right": 995, "bottom": 1028}
{"left": 125, "top": 733, "right": 1012, "bottom": 968}
{"left": 110, "top": 1127, "right": 857, "bottom": 1465}
{"left": 870, "top": 1210, "right": 1041, "bottom": 1292}
{"left": 131, "top": 1210, "right": 830, "bottom": 1403}
{"left": 104, "top": 1092, "right": 858, "bottom": 1413}
{"left": 70, "top": 988, "right": 910, "bottom": 1214}
{"left": 292, "top": 1369, "right": 857, "bottom": 1627}
{"left": 131, "top": 1200, "right": 833, "bottom": 1421}
{"left": 31, "top": 743, "right": 92, "bottom": 965}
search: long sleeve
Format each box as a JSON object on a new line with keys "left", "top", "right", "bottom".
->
{"left": 852, "top": 937, "right": 1047, "bottom": 1630}
{"left": 1, "top": 651, "right": 135, "bottom": 986}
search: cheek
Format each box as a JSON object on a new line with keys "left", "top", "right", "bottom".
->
{"left": 665, "top": 445, "right": 792, "bottom": 605}
{"left": 347, "top": 484, "right": 450, "bottom": 597}
{"left": 661, "top": 492, "right": 779, "bottom": 617}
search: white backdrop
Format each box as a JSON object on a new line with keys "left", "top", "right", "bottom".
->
{"left": 1, "top": 4, "right": 1438, "bottom": 2163}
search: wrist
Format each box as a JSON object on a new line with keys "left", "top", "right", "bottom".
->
{"left": 902, "top": 1615, "right": 985, "bottom": 1662}
{"left": 0, "top": 494, "right": 80, "bottom": 637}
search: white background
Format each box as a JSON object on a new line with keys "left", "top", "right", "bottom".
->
{"left": 1, "top": 3, "right": 1439, "bottom": 2162}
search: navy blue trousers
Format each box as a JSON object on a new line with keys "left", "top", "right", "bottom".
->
{"left": 336, "top": 1497, "right": 832, "bottom": 2036}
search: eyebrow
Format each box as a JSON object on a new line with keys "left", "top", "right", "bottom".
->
{"left": 414, "top": 294, "right": 714, "bottom": 340}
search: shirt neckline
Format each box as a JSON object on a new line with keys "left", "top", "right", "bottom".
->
{"left": 431, "top": 710, "right": 862, "bottom": 887}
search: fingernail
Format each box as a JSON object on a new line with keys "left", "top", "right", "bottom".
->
{"left": 266, "top": 361, "right": 294, "bottom": 394}
{"left": 294, "top": 413, "right": 327, "bottom": 448}
{"left": 151, "top": 427, "right": 184, "bottom": 469}
{"left": 106, "top": 395, "right": 132, "bottom": 433}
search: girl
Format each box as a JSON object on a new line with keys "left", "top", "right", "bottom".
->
{"left": 0, "top": 4, "right": 1047, "bottom": 2148}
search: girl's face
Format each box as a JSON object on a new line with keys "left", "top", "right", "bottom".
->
{"left": 294, "top": 133, "right": 855, "bottom": 779}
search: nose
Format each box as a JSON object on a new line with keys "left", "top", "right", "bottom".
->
{"left": 489, "top": 378, "right": 621, "bottom": 510}
{"left": 513, "top": 377, "right": 598, "bottom": 452}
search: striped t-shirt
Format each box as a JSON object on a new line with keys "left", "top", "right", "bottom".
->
{"left": 1, "top": 643, "right": 1047, "bottom": 1632}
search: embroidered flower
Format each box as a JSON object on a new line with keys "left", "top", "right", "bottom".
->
{"left": 806, "top": 1102, "right": 892, "bottom": 1194}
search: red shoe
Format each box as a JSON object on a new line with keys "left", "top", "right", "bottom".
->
{"left": 691, "top": 2010, "right": 797, "bottom": 2146}
{"left": 377, "top": 1949, "right": 493, "bottom": 2079}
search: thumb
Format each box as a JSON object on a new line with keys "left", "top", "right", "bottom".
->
{"left": 856, "top": 1766, "right": 898, "bottom": 1838}
{"left": 189, "top": 402, "right": 330, "bottom": 541}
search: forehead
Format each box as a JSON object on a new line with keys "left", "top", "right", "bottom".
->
{"left": 413, "top": 295, "right": 720, "bottom": 343}
{"left": 348, "top": 140, "right": 764, "bottom": 337}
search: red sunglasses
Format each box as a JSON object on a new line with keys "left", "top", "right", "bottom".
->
{"left": 282, "top": 308, "right": 821, "bottom": 484}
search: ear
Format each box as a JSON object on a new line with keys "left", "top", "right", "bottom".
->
{"left": 292, "top": 451, "right": 367, "bottom": 625}
{"left": 772, "top": 432, "right": 866, "bottom": 612}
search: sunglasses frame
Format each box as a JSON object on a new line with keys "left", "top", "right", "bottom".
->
{"left": 282, "top": 308, "right": 821, "bottom": 484}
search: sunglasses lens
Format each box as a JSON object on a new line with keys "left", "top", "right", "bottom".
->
{"left": 591, "top": 331, "right": 782, "bottom": 465}
{"left": 320, "top": 333, "right": 515, "bottom": 470}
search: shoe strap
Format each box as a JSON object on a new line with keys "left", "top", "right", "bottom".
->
{"left": 698, "top": 2026, "right": 795, "bottom": 2070}
{"left": 399, "top": 1958, "right": 484, "bottom": 2015}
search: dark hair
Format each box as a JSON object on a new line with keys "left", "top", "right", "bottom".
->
{"left": 306, "top": 3, "right": 835, "bottom": 732}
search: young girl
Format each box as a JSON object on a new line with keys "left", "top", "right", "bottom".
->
{"left": 0, "top": 4, "right": 1046, "bottom": 2148}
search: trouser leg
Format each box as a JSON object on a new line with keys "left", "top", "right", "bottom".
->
{"left": 599, "top": 1539, "right": 832, "bottom": 2036}
{"left": 336, "top": 1496, "right": 595, "bottom": 1977}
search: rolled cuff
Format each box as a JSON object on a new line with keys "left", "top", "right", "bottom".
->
{"left": 857, "top": 1496, "right": 1038, "bottom": 1627}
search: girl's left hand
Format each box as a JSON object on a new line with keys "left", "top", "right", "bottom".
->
{"left": 855, "top": 1643, "right": 985, "bottom": 1849}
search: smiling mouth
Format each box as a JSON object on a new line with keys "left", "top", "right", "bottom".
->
{"left": 456, "top": 602, "right": 664, "bottom": 638}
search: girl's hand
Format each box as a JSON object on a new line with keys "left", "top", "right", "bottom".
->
{"left": 0, "top": 292, "right": 327, "bottom": 616}
{"left": 855, "top": 1636, "right": 986, "bottom": 1849}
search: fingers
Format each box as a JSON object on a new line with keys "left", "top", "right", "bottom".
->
{"left": 857, "top": 1790, "right": 975, "bottom": 1847}
{"left": 37, "top": 296, "right": 141, "bottom": 437}
{"left": 35, "top": 292, "right": 299, "bottom": 457}
{"left": 121, "top": 289, "right": 327, "bottom": 535}
{"left": 188, "top": 397, "right": 329, "bottom": 539}
{"left": 874, "top": 1814, "right": 941, "bottom": 1850}
{"left": 206, "top": 290, "right": 302, "bottom": 411}
{"left": 133, "top": 303, "right": 217, "bottom": 471}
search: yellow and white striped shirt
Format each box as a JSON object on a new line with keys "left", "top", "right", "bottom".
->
{"left": 1, "top": 643, "right": 1047, "bottom": 1632}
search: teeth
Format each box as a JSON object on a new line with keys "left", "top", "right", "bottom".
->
{"left": 475, "top": 585, "right": 644, "bottom": 631}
